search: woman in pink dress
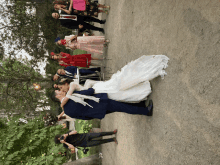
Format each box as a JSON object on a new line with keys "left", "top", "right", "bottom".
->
{"left": 54, "top": 0, "right": 110, "bottom": 16}
{"left": 56, "top": 35, "right": 109, "bottom": 55}
{"left": 50, "top": 52, "right": 103, "bottom": 67}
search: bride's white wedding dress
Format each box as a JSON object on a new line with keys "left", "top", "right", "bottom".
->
{"left": 84, "top": 55, "right": 169, "bottom": 103}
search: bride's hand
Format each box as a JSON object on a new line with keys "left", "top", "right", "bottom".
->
{"left": 60, "top": 97, "right": 69, "bottom": 108}
{"left": 61, "top": 103, "right": 64, "bottom": 109}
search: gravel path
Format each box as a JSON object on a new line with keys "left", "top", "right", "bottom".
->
{"left": 95, "top": 0, "right": 220, "bottom": 165}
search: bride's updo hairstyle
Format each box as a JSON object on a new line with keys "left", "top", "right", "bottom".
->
{"left": 57, "top": 78, "right": 72, "bottom": 85}
{"left": 50, "top": 91, "right": 60, "bottom": 102}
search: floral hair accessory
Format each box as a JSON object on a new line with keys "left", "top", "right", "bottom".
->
{"left": 61, "top": 39, "right": 66, "bottom": 45}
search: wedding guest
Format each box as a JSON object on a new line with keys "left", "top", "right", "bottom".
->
{"left": 55, "top": 35, "right": 109, "bottom": 55}
{"left": 55, "top": 0, "right": 110, "bottom": 17}
{"left": 52, "top": 66, "right": 100, "bottom": 81}
{"left": 50, "top": 52, "right": 103, "bottom": 67}
{"left": 52, "top": 78, "right": 75, "bottom": 91}
{"left": 51, "top": 12, "right": 106, "bottom": 33}
{"left": 54, "top": 129, "right": 118, "bottom": 152}
{"left": 52, "top": 83, "right": 62, "bottom": 90}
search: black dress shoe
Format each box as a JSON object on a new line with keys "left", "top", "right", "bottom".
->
{"left": 101, "top": 19, "right": 106, "bottom": 24}
{"left": 146, "top": 100, "right": 153, "bottom": 116}
{"left": 95, "top": 67, "right": 101, "bottom": 72}
{"left": 101, "top": 29, "right": 105, "bottom": 34}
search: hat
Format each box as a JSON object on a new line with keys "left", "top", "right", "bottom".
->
{"left": 51, "top": 52, "right": 55, "bottom": 56}
{"left": 55, "top": 37, "right": 61, "bottom": 42}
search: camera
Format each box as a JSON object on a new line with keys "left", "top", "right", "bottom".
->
{"left": 83, "top": 148, "right": 89, "bottom": 154}
{"left": 76, "top": 147, "right": 89, "bottom": 154}
{"left": 60, "top": 136, "right": 65, "bottom": 140}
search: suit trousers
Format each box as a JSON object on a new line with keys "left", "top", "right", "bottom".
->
{"left": 106, "top": 99, "right": 150, "bottom": 115}
{"left": 77, "top": 15, "right": 104, "bottom": 32}
{"left": 78, "top": 15, "right": 104, "bottom": 24}
{"left": 80, "top": 132, "right": 115, "bottom": 147}
{"left": 79, "top": 67, "right": 100, "bottom": 75}
{"left": 79, "top": 22, "right": 104, "bottom": 33}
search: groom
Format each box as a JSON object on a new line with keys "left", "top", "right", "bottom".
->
{"left": 52, "top": 12, "right": 105, "bottom": 34}
{"left": 52, "top": 88, "right": 153, "bottom": 120}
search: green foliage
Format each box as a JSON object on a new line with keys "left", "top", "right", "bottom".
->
{"left": 72, "top": 49, "right": 87, "bottom": 55}
{"left": 77, "top": 120, "right": 93, "bottom": 133}
{"left": 0, "top": 43, "right": 4, "bottom": 60}
{"left": 0, "top": 0, "right": 72, "bottom": 61}
{"left": 0, "top": 115, "right": 68, "bottom": 165}
{"left": 45, "top": 58, "right": 63, "bottom": 76}
{"left": 0, "top": 58, "right": 51, "bottom": 115}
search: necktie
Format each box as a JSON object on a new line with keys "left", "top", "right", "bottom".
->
{"left": 62, "top": 15, "right": 76, "bottom": 19}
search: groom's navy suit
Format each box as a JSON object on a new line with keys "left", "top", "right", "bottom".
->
{"left": 63, "top": 88, "right": 151, "bottom": 120}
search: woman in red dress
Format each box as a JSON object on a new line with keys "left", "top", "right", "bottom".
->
{"left": 50, "top": 52, "right": 103, "bottom": 68}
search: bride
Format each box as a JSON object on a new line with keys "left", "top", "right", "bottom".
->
{"left": 59, "top": 55, "right": 169, "bottom": 105}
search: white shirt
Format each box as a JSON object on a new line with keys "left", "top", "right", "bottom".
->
{"left": 58, "top": 10, "right": 77, "bottom": 21}
{"left": 65, "top": 70, "right": 75, "bottom": 78}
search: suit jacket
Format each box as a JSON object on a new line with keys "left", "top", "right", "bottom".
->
{"left": 59, "top": 10, "right": 84, "bottom": 29}
{"left": 63, "top": 88, "right": 109, "bottom": 120}
{"left": 60, "top": 19, "right": 79, "bottom": 30}
{"left": 64, "top": 66, "right": 78, "bottom": 76}
{"left": 64, "top": 66, "right": 97, "bottom": 79}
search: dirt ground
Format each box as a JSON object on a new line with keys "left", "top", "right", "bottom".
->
{"left": 92, "top": 0, "right": 220, "bottom": 165}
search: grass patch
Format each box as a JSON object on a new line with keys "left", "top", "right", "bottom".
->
{"left": 71, "top": 49, "right": 87, "bottom": 55}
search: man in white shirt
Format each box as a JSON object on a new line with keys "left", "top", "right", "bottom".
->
{"left": 52, "top": 66, "right": 100, "bottom": 81}
{"left": 52, "top": 12, "right": 105, "bottom": 33}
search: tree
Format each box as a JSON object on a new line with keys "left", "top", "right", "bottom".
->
{"left": 0, "top": 58, "right": 52, "bottom": 115}
{"left": 0, "top": 114, "right": 69, "bottom": 165}
{"left": 0, "top": 0, "right": 42, "bottom": 56}
{"left": 0, "top": 43, "right": 4, "bottom": 60}
{"left": 0, "top": 0, "right": 72, "bottom": 61}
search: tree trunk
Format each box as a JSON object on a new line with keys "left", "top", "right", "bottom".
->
{"left": 63, "top": 154, "right": 101, "bottom": 165}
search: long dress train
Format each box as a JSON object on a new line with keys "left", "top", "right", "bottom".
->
{"left": 70, "top": 55, "right": 169, "bottom": 103}
{"left": 91, "top": 55, "right": 169, "bottom": 103}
